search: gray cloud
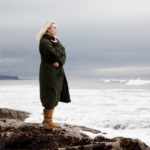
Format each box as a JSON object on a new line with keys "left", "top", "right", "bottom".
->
{"left": 0, "top": 0, "right": 150, "bottom": 78}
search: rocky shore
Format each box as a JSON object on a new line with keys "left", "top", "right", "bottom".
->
{"left": 0, "top": 108, "right": 149, "bottom": 150}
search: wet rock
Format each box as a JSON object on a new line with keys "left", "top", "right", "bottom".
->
{"left": 0, "top": 119, "right": 22, "bottom": 130}
{"left": 59, "top": 143, "right": 113, "bottom": 150}
{"left": 0, "top": 123, "right": 149, "bottom": 150}
{"left": 0, "top": 108, "right": 149, "bottom": 150}
{"left": 94, "top": 135, "right": 117, "bottom": 142}
{"left": 0, "top": 108, "right": 30, "bottom": 121}
{"left": 93, "top": 135, "right": 150, "bottom": 150}
{"left": 0, "top": 123, "right": 94, "bottom": 149}
{"left": 119, "top": 137, "right": 150, "bottom": 150}
{"left": 63, "top": 123, "right": 101, "bottom": 134}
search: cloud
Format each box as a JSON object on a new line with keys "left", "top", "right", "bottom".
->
{"left": 1, "top": 0, "right": 150, "bottom": 29}
{"left": 0, "top": 0, "right": 150, "bottom": 78}
{"left": 66, "top": 66, "right": 150, "bottom": 78}
{"left": 93, "top": 66, "right": 150, "bottom": 77}
{"left": 94, "top": 66, "right": 150, "bottom": 72}
{"left": 0, "top": 56, "right": 40, "bottom": 77}
{"left": 0, "top": 57, "right": 22, "bottom": 66}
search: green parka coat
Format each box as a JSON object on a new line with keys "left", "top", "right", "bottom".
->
{"left": 39, "top": 34, "right": 71, "bottom": 109}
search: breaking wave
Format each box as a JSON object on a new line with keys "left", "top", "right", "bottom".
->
{"left": 101, "top": 79, "right": 150, "bottom": 85}
{"left": 126, "top": 79, "right": 150, "bottom": 85}
{"left": 96, "top": 120, "right": 150, "bottom": 130}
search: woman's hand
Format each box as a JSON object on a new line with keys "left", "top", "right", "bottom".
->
{"left": 53, "top": 62, "right": 59, "bottom": 67}
{"left": 51, "top": 36, "right": 57, "bottom": 43}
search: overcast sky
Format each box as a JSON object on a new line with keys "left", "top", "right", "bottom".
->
{"left": 0, "top": 0, "right": 150, "bottom": 79}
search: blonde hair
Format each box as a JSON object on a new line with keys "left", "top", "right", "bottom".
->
{"left": 36, "top": 21, "right": 56, "bottom": 42}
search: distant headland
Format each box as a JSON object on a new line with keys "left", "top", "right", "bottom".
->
{"left": 0, "top": 75, "right": 19, "bottom": 80}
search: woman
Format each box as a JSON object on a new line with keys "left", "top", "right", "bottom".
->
{"left": 37, "top": 21, "right": 71, "bottom": 128}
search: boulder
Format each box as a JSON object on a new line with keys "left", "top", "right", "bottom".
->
{"left": 0, "top": 108, "right": 30, "bottom": 121}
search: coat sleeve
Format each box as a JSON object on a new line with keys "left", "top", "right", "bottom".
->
{"left": 41, "top": 39, "right": 62, "bottom": 61}
{"left": 58, "top": 47, "right": 66, "bottom": 66}
{"left": 57, "top": 40, "right": 66, "bottom": 66}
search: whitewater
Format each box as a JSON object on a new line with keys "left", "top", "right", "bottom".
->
{"left": 0, "top": 78, "right": 150, "bottom": 146}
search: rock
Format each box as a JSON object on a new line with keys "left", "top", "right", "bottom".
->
{"left": 0, "top": 123, "right": 149, "bottom": 150}
{"left": 0, "top": 108, "right": 30, "bottom": 121}
{"left": 118, "top": 137, "right": 150, "bottom": 150}
{"left": 0, "top": 108, "right": 149, "bottom": 150}
{"left": 63, "top": 123, "right": 101, "bottom": 134}
{"left": 93, "top": 135, "right": 150, "bottom": 150}
{"left": 0, "top": 123, "right": 94, "bottom": 149}
{"left": 0, "top": 119, "right": 22, "bottom": 130}
{"left": 94, "top": 135, "right": 117, "bottom": 142}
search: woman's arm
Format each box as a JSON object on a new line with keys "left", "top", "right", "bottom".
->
{"left": 57, "top": 39, "right": 66, "bottom": 66}
{"left": 41, "top": 38, "right": 61, "bottom": 61}
{"left": 58, "top": 47, "right": 66, "bottom": 66}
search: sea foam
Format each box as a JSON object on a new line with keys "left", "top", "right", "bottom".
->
{"left": 126, "top": 79, "right": 150, "bottom": 85}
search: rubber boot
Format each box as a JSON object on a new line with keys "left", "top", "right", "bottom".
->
{"left": 43, "top": 108, "right": 61, "bottom": 128}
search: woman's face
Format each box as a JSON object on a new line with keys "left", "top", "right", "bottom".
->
{"left": 47, "top": 23, "right": 57, "bottom": 36}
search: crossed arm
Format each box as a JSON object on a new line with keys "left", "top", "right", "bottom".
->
{"left": 41, "top": 38, "right": 66, "bottom": 67}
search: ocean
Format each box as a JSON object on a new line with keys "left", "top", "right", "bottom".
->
{"left": 0, "top": 78, "right": 150, "bottom": 146}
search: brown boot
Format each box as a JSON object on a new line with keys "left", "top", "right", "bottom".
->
{"left": 42, "top": 108, "right": 54, "bottom": 124}
{"left": 43, "top": 108, "right": 61, "bottom": 128}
